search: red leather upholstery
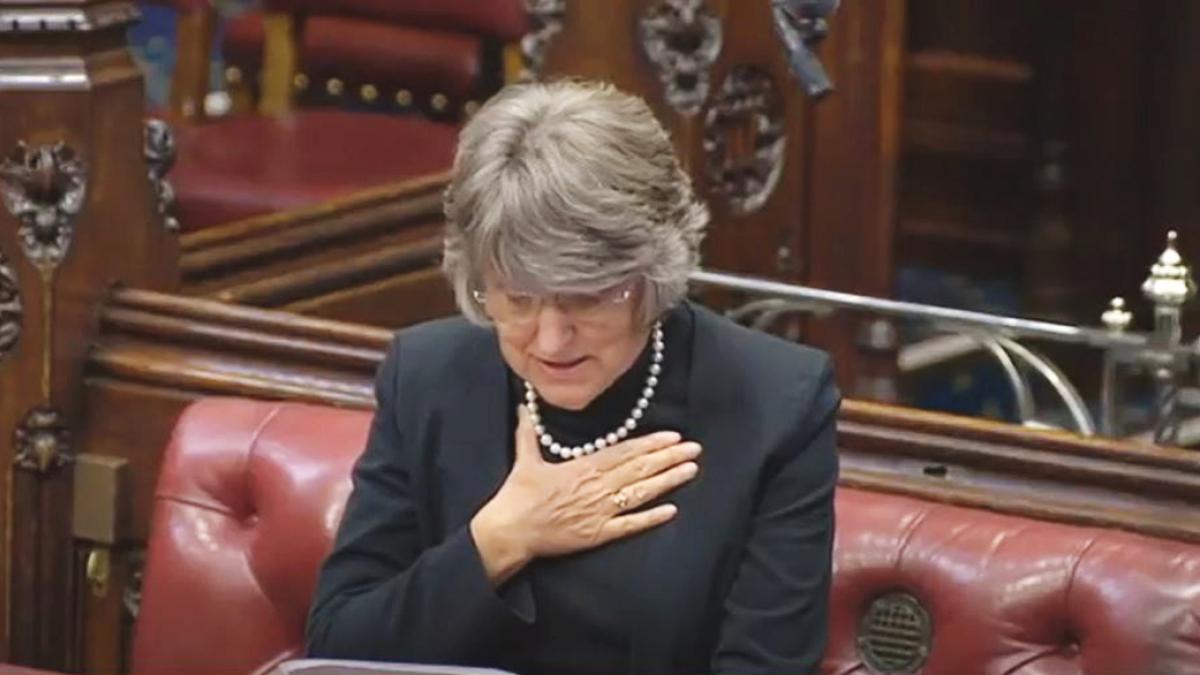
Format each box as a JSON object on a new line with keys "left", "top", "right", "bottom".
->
{"left": 132, "top": 398, "right": 1200, "bottom": 675}
{"left": 223, "top": 14, "right": 483, "bottom": 104}
{"left": 132, "top": 400, "right": 370, "bottom": 675}
{"left": 168, "top": 0, "right": 520, "bottom": 230}
{"left": 262, "top": 0, "right": 528, "bottom": 41}
{"left": 171, "top": 110, "right": 457, "bottom": 229}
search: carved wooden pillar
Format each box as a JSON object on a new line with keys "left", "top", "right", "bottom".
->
{"left": 534, "top": 0, "right": 904, "bottom": 395}
{"left": 0, "top": 1, "right": 179, "bottom": 667}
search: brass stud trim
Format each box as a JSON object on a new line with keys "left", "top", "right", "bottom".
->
{"left": 293, "top": 73, "right": 309, "bottom": 91}
{"left": 360, "top": 84, "right": 379, "bottom": 102}
{"left": 326, "top": 78, "right": 344, "bottom": 96}
{"left": 395, "top": 89, "right": 413, "bottom": 107}
{"left": 224, "top": 66, "right": 242, "bottom": 84}
{"left": 431, "top": 93, "right": 449, "bottom": 111}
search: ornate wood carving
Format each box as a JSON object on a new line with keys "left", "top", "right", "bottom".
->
{"left": 521, "top": 0, "right": 567, "bottom": 81}
{"left": 14, "top": 407, "right": 71, "bottom": 474}
{"left": 639, "top": 0, "right": 723, "bottom": 115}
{"left": 144, "top": 119, "right": 179, "bottom": 233}
{"left": 702, "top": 66, "right": 786, "bottom": 215}
{"left": 0, "top": 141, "right": 87, "bottom": 271}
{"left": 122, "top": 550, "right": 145, "bottom": 620}
{"left": 0, "top": 248, "right": 20, "bottom": 359}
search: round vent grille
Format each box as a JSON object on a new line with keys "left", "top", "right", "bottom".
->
{"left": 857, "top": 592, "right": 932, "bottom": 674}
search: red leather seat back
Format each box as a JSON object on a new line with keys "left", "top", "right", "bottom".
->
{"left": 131, "top": 398, "right": 1200, "bottom": 675}
{"left": 262, "top": 0, "right": 529, "bottom": 42}
{"left": 827, "top": 488, "right": 1200, "bottom": 675}
{"left": 130, "top": 399, "right": 372, "bottom": 675}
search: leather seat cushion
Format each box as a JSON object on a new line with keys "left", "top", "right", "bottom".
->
{"left": 261, "top": 0, "right": 528, "bottom": 40}
{"left": 171, "top": 109, "right": 457, "bottom": 230}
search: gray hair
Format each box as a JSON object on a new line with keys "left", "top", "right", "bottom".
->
{"left": 442, "top": 79, "right": 709, "bottom": 326}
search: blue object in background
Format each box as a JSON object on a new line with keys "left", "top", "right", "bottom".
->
{"left": 127, "top": 3, "right": 179, "bottom": 108}
{"left": 128, "top": 1, "right": 258, "bottom": 109}
{"left": 896, "top": 265, "right": 1022, "bottom": 423}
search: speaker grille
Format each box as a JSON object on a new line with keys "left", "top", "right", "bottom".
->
{"left": 857, "top": 592, "right": 932, "bottom": 674}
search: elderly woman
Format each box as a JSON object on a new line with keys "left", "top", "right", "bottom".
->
{"left": 306, "top": 80, "right": 839, "bottom": 675}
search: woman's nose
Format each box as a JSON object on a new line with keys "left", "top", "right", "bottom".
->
{"left": 532, "top": 304, "right": 575, "bottom": 354}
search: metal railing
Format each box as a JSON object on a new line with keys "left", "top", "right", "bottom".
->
{"left": 690, "top": 232, "right": 1200, "bottom": 445}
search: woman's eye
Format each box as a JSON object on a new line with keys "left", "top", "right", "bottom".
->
{"left": 507, "top": 294, "right": 536, "bottom": 309}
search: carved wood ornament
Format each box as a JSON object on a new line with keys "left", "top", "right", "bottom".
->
{"left": 521, "top": 0, "right": 567, "bottom": 81}
{"left": 0, "top": 141, "right": 87, "bottom": 272}
{"left": 703, "top": 66, "right": 786, "bottom": 215}
{"left": 0, "top": 248, "right": 19, "bottom": 359}
{"left": 144, "top": 119, "right": 180, "bottom": 233}
{"left": 770, "top": 0, "right": 839, "bottom": 98}
{"left": 640, "top": 0, "right": 723, "bottom": 115}
{"left": 14, "top": 407, "right": 71, "bottom": 474}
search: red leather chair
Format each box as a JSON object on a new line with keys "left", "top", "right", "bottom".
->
{"left": 157, "top": 1, "right": 527, "bottom": 231}
{"left": 131, "top": 398, "right": 1200, "bottom": 675}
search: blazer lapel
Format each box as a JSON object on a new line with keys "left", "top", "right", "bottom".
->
{"left": 631, "top": 304, "right": 745, "bottom": 673}
{"left": 433, "top": 328, "right": 514, "bottom": 533}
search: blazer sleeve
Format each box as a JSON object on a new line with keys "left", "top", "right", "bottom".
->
{"left": 305, "top": 337, "right": 528, "bottom": 663}
{"left": 710, "top": 358, "right": 840, "bottom": 675}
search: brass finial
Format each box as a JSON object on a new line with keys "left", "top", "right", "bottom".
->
{"left": 1142, "top": 230, "right": 1196, "bottom": 308}
{"left": 1101, "top": 297, "right": 1132, "bottom": 332}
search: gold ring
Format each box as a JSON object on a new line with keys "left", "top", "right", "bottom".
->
{"left": 611, "top": 489, "right": 630, "bottom": 510}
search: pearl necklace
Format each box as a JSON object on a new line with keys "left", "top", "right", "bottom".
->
{"left": 524, "top": 321, "right": 664, "bottom": 460}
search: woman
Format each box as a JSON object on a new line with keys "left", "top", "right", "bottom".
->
{"left": 306, "top": 80, "right": 839, "bottom": 675}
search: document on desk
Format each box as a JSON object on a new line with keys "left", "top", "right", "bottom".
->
{"left": 269, "top": 659, "right": 517, "bottom": 675}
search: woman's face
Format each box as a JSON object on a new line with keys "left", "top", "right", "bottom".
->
{"left": 483, "top": 278, "right": 651, "bottom": 411}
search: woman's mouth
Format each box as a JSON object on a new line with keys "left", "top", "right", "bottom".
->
{"left": 537, "top": 356, "right": 588, "bottom": 377}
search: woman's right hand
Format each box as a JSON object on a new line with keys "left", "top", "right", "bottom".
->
{"left": 470, "top": 406, "right": 701, "bottom": 586}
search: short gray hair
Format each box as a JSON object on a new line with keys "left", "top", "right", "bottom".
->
{"left": 442, "top": 79, "right": 709, "bottom": 326}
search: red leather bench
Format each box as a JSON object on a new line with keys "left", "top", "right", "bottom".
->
{"left": 131, "top": 398, "right": 1200, "bottom": 675}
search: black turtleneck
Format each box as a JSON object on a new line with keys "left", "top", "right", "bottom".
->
{"left": 497, "top": 302, "right": 694, "bottom": 675}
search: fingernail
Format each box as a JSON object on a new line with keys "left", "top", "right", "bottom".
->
{"left": 682, "top": 462, "right": 699, "bottom": 476}
{"left": 684, "top": 442, "right": 702, "bottom": 456}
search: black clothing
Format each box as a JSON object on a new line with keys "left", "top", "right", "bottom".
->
{"left": 306, "top": 302, "right": 840, "bottom": 675}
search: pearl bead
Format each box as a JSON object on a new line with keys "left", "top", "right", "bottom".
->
{"left": 521, "top": 320, "right": 662, "bottom": 460}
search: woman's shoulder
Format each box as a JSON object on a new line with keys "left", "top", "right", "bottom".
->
{"left": 383, "top": 315, "right": 499, "bottom": 381}
{"left": 687, "top": 302, "right": 833, "bottom": 386}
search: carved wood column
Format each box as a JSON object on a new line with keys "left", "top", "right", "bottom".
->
{"left": 534, "top": 0, "right": 904, "bottom": 395}
{"left": 0, "top": 1, "right": 179, "bottom": 667}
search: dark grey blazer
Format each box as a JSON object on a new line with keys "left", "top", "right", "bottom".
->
{"left": 306, "top": 303, "right": 840, "bottom": 675}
